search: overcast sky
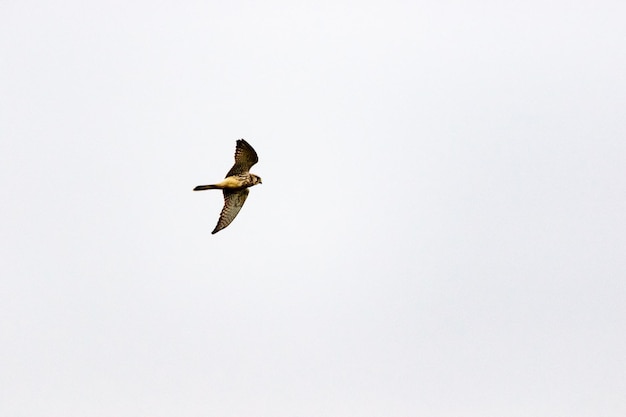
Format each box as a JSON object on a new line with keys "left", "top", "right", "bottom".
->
{"left": 1, "top": 1, "right": 625, "bottom": 416}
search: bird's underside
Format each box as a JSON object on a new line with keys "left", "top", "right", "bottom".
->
{"left": 193, "top": 139, "right": 261, "bottom": 234}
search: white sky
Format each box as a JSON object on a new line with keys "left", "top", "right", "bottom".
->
{"left": 1, "top": 1, "right": 625, "bottom": 416}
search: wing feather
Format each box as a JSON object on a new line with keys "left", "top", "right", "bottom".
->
{"left": 225, "top": 139, "right": 259, "bottom": 177}
{"left": 211, "top": 189, "right": 250, "bottom": 234}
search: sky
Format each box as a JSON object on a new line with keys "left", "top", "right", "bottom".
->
{"left": 1, "top": 0, "right": 625, "bottom": 416}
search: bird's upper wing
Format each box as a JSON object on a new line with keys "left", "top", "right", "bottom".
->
{"left": 212, "top": 188, "right": 250, "bottom": 234}
{"left": 225, "top": 139, "right": 259, "bottom": 177}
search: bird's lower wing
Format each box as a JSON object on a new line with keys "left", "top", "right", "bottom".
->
{"left": 212, "top": 189, "right": 250, "bottom": 234}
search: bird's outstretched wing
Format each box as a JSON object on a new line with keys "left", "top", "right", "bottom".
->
{"left": 212, "top": 188, "right": 250, "bottom": 234}
{"left": 225, "top": 139, "right": 259, "bottom": 177}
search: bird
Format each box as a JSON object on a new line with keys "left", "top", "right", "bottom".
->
{"left": 194, "top": 139, "right": 262, "bottom": 234}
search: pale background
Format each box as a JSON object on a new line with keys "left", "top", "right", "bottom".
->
{"left": 1, "top": 1, "right": 625, "bottom": 416}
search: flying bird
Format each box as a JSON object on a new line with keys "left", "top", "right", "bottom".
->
{"left": 194, "top": 139, "right": 262, "bottom": 234}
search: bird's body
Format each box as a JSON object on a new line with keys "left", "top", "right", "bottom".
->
{"left": 194, "top": 139, "right": 262, "bottom": 234}
{"left": 194, "top": 173, "right": 260, "bottom": 191}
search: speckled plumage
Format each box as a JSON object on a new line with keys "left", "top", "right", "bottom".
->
{"left": 194, "top": 139, "right": 262, "bottom": 234}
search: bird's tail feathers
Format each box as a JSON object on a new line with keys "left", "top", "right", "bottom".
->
{"left": 193, "top": 184, "right": 219, "bottom": 191}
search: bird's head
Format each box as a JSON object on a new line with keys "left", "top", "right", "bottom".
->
{"left": 251, "top": 174, "right": 262, "bottom": 185}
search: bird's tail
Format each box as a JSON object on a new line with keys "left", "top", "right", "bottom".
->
{"left": 193, "top": 184, "right": 219, "bottom": 191}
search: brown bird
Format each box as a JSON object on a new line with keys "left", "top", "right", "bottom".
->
{"left": 194, "top": 139, "right": 262, "bottom": 234}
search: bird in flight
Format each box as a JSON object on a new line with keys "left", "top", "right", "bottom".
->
{"left": 194, "top": 139, "right": 262, "bottom": 234}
